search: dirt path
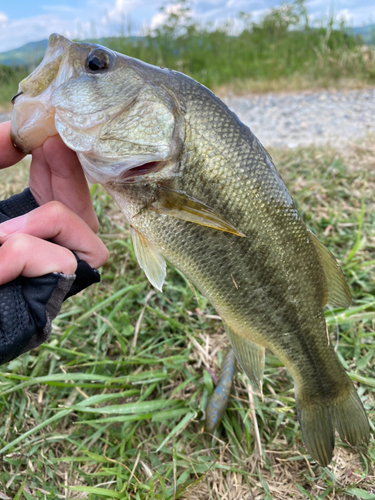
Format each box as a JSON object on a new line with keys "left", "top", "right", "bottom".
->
{"left": 224, "top": 87, "right": 375, "bottom": 149}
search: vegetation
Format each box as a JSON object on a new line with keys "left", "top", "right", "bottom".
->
{"left": 0, "top": 65, "right": 28, "bottom": 109}
{"left": 1, "top": 0, "right": 375, "bottom": 107}
{"left": 0, "top": 138, "right": 374, "bottom": 499}
{"left": 104, "top": 0, "right": 375, "bottom": 93}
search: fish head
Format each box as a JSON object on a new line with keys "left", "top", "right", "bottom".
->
{"left": 11, "top": 34, "right": 185, "bottom": 184}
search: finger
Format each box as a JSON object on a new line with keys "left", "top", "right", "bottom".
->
{"left": 0, "top": 121, "right": 26, "bottom": 168}
{"left": 0, "top": 202, "right": 109, "bottom": 269}
{"left": 29, "top": 135, "right": 99, "bottom": 232}
{"left": 0, "top": 234, "right": 78, "bottom": 286}
{"left": 28, "top": 144, "right": 53, "bottom": 203}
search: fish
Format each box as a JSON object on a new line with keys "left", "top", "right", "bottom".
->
{"left": 10, "top": 34, "right": 370, "bottom": 466}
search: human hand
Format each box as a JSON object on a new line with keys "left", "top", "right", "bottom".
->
{"left": 0, "top": 120, "right": 98, "bottom": 231}
{"left": 0, "top": 121, "right": 108, "bottom": 365}
{"left": 0, "top": 121, "right": 108, "bottom": 284}
{"left": 0, "top": 201, "right": 108, "bottom": 285}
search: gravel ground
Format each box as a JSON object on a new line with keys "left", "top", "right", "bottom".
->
{"left": 223, "top": 87, "right": 375, "bottom": 149}
{"left": 1, "top": 87, "right": 374, "bottom": 149}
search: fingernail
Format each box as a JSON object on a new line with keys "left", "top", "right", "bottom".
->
{"left": 0, "top": 214, "right": 27, "bottom": 236}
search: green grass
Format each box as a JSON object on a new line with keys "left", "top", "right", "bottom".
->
{"left": 0, "top": 65, "right": 28, "bottom": 110}
{"left": 0, "top": 138, "right": 374, "bottom": 499}
{"left": 1, "top": 0, "right": 375, "bottom": 107}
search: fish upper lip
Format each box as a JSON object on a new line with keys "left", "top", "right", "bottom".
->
{"left": 11, "top": 92, "right": 23, "bottom": 104}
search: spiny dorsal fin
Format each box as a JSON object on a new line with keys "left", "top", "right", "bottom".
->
{"left": 224, "top": 323, "right": 265, "bottom": 394}
{"left": 131, "top": 227, "right": 166, "bottom": 292}
{"left": 308, "top": 230, "right": 351, "bottom": 308}
{"left": 152, "top": 187, "right": 245, "bottom": 237}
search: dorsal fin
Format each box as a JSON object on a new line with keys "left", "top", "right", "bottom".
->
{"left": 131, "top": 227, "right": 166, "bottom": 292}
{"left": 308, "top": 230, "right": 351, "bottom": 308}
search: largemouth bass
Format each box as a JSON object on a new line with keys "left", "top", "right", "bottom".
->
{"left": 10, "top": 34, "right": 370, "bottom": 466}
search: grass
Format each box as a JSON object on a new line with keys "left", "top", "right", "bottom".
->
{"left": 0, "top": 66, "right": 28, "bottom": 110}
{"left": 1, "top": 0, "right": 375, "bottom": 108}
{"left": 0, "top": 136, "right": 374, "bottom": 499}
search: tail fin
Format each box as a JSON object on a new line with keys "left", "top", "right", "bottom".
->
{"left": 296, "top": 383, "right": 369, "bottom": 467}
{"left": 333, "top": 388, "right": 370, "bottom": 447}
{"left": 296, "top": 401, "right": 335, "bottom": 466}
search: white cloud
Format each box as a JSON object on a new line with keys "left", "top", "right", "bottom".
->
{"left": 0, "top": 0, "right": 373, "bottom": 54}
{"left": 0, "top": 13, "right": 91, "bottom": 52}
{"left": 108, "top": 0, "right": 140, "bottom": 18}
{"left": 327, "top": 5, "right": 375, "bottom": 27}
{"left": 149, "top": 3, "right": 192, "bottom": 30}
{"left": 149, "top": 11, "right": 167, "bottom": 30}
{"left": 0, "top": 11, "right": 8, "bottom": 24}
{"left": 0, "top": 1, "right": 146, "bottom": 52}
{"left": 335, "top": 8, "right": 352, "bottom": 23}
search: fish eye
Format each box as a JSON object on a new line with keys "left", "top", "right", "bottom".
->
{"left": 86, "top": 49, "right": 113, "bottom": 72}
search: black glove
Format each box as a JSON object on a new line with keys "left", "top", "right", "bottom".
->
{"left": 0, "top": 188, "right": 100, "bottom": 365}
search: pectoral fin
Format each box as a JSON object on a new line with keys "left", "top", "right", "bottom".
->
{"left": 131, "top": 227, "right": 166, "bottom": 292}
{"left": 152, "top": 187, "right": 245, "bottom": 237}
{"left": 308, "top": 230, "right": 351, "bottom": 308}
{"left": 224, "top": 323, "right": 265, "bottom": 393}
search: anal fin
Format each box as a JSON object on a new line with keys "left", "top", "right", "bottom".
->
{"left": 224, "top": 323, "right": 265, "bottom": 393}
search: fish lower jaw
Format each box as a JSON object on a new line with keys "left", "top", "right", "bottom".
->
{"left": 78, "top": 154, "right": 122, "bottom": 184}
{"left": 11, "top": 99, "right": 57, "bottom": 153}
{"left": 78, "top": 153, "right": 170, "bottom": 185}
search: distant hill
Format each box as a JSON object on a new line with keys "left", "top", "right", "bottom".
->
{"left": 0, "top": 39, "right": 48, "bottom": 67}
{"left": 0, "top": 36, "right": 144, "bottom": 68}
{"left": 351, "top": 25, "right": 375, "bottom": 44}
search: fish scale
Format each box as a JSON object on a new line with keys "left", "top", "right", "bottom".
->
{"left": 10, "top": 34, "right": 370, "bottom": 466}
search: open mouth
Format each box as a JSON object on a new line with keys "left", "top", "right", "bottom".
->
{"left": 11, "top": 92, "right": 23, "bottom": 104}
{"left": 120, "top": 161, "right": 164, "bottom": 181}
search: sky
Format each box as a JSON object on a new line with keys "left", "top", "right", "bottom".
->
{"left": 0, "top": 0, "right": 374, "bottom": 53}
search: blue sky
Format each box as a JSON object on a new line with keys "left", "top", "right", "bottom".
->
{"left": 0, "top": 0, "right": 374, "bottom": 52}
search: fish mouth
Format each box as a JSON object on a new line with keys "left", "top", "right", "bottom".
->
{"left": 119, "top": 161, "right": 165, "bottom": 182}
{"left": 78, "top": 154, "right": 170, "bottom": 185}
{"left": 11, "top": 92, "right": 23, "bottom": 104}
{"left": 11, "top": 94, "right": 57, "bottom": 153}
